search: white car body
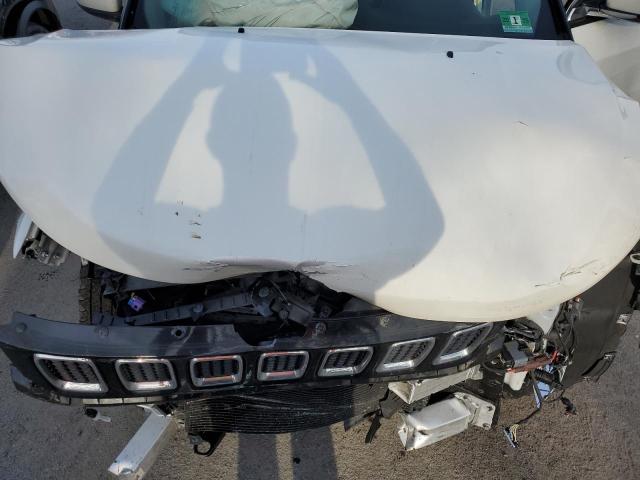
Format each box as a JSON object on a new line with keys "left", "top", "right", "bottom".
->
{"left": 1, "top": 27, "right": 640, "bottom": 322}
{"left": 572, "top": 16, "right": 640, "bottom": 102}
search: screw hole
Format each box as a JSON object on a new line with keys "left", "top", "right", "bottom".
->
{"left": 172, "top": 328, "right": 185, "bottom": 338}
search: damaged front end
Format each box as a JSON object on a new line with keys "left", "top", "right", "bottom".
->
{"left": 1, "top": 2, "right": 640, "bottom": 473}
{"left": 1, "top": 244, "right": 637, "bottom": 455}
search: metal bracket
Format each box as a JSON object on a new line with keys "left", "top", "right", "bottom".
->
{"left": 13, "top": 211, "right": 68, "bottom": 266}
{"left": 108, "top": 406, "right": 177, "bottom": 480}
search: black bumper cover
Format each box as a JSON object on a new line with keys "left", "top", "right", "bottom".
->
{"left": 0, "top": 312, "right": 504, "bottom": 406}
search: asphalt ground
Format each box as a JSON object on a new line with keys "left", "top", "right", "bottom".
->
{"left": 0, "top": 3, "right": 639, "bottom": 478}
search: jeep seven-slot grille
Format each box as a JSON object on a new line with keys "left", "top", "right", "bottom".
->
{"left": 190, "top": 355, "right": 243, "bottom": 387}
{"left": 377, "top": 338, "right": 435, "bottom": 373}
{"left": 33, "top": 354, "right": 107, "bottom": 393}
{"left": 179, "top": 384, "right": 388, "bottom": 434}
{"left": 115, "top": 359, "right": 176, "bottom": 392}
{"left": 435, "top": 324, "right": 491, "bottom": 364}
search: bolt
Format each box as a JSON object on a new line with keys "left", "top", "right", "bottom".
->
{"left": 312, "top": 322, "right": 327, "bottom": 337}
{"left": 96, "top": 326, "right": 109, "bottom": 338}
{"left": 258, "top": 287, "right": 270, "bottom": 298}
{"left": 192, "top": 303, "right": 204, "bottom": 314}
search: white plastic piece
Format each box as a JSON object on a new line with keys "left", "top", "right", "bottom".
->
{"left": 504, "top": 371, "right": 528, "bottom": 391}
{"left": 526, "top": 305, "right": 561, "bottom": 334}
{"left": 398, "top": 393, "right": 495, "bottom": 450}
{"left": 1, "top": 29, "right": 640, "bottom": 322}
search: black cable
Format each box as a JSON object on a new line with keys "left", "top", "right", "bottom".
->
{"left": 513, "top": 404, "right": 542, "bottom": 426}
{"left": 553, "top": 305, "right": 577, "bottom": 366}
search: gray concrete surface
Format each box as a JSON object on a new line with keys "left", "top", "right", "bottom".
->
{"left": 1, "top": 3, "right": 639, "bottom": 479}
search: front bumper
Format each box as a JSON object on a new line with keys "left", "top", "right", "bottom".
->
{"left": 0, "top": 312, "right": 504, "bottom": 407}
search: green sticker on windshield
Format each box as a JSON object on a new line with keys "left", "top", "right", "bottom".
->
{"left": 498, "top": 11, "right": 533, "bottom": 34}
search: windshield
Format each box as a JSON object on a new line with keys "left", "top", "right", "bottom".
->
{"left": 127, "top": 0, "right": 570, "bottom": 41}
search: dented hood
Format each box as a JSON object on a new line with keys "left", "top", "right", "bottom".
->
{"left": 1, "top": 28, "right": 640, "bottom": 322}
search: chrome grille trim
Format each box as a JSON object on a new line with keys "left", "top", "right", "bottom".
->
{"left": 190, "top": 355, "right": 243, "bottom": 387}
{"left": 434, "top": 323, "right": 492, "bottom": 365}
{"left": 318, "top": 347, "right": 373, "bottom": 377}
{"left": 257, "top": 351, "right": 309, "bottom": 382}
{"left": 377, "top": 338, "right": 435, "bottom": 373}
{"left": 33, "top": 353, "right": 107, "bottom": 393}
{"left": 115, "top": 358, "right": 177, "bottom": 392}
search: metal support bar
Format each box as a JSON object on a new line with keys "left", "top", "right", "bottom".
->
{"left": 108, "top": 406, "right": 177, "bottom": 480}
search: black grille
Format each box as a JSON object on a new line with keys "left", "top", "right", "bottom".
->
{"left": 41, "top": 358, "right": 99, "bottom": 384}
{"left": 191, "top": 356, "right": 243, "bottom": 387}
{"left": 33, "top": 354, "right": 106, "bottom": 393}
{"left": 386, "top": 341, "right": 431, "bottom": 364}
{"left": 178, "top": 384, "right": 387, "bottom": 434}
{"left": 119, "top": 361, "right": 172, "bottom": 383}
{"left": 324, "top": 350, "right": 369, "bottom": 369}
{"left": 194, "top": 358, "right": 239, "bottom": 378}
{"left": 258, "top": 352, "right": 309, "bottom": 381}
{"left": 442, "top": 327, "right": 486, "bottom": 356}
{"left": 436, "top": 324, "right": 491, "bottom": 364}
{"left": 262, "top": 354, "right": 304, "bottom": 373}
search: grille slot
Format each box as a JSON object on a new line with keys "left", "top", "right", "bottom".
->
{"left": 190, "top": 355, "right": 243, "bottom": 387}
{"left": 257, "top": 351, "right": 309, "bottom": 381}
{"left": 179, "top": 384, "right": 387, "bottom": 434}
{"left": 115, "top": 359, "right": 177, "bottom": 392}
{"left": 377, "top": 338, "right": 435, "bottom": 373}
{"left": 34, "top": 354, "right": 107, "bottom": 393}
{"left": 319, "top": 347, "right": 373, "bottom": 377}
{"left": 435, "top": 323, "right": 492, "bottom": 364}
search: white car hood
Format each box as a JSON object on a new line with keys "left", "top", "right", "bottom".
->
{"left": 1, "top": 28, "right": 640, "bottom": 322}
